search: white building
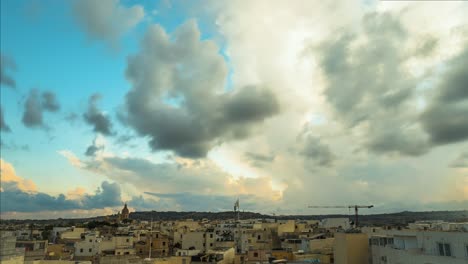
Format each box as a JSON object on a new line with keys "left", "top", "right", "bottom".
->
{"left": 367, "top": 227, "right": 468, "bottom": 264}
{"left": 74, "top": 232, "right": 102, "bottom": 257}
{"left": 319, "top": 218, "right": 351, "bottom": 230}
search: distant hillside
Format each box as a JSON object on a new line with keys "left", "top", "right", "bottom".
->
{"left": 1, "top": 210, "right": 466, "bottom": 226}
{"left": 130, "top": 210, "right": 468, "bottom": 226}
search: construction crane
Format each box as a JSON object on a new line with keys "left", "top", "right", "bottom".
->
{"left": 308, "top": 205, "right": 374, "bottom": 228}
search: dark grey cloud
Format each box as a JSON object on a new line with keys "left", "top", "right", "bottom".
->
{"left": 450, "top": 151, "right": 468, "bottom": 168}
{"left": 145, "top": 192, "right": 272, "bottom": 212}
{"left": 127, "top": 195, "right": 160, "bottom": 211}
{"left": 366, "top": 129, "right": 429, "bottom": 156}
{"left": 244, "top": 152, "right": 275, "bottom": 168}
{"left": 85, "top": 137, "right": 104, "bottom": 157}
{"left": 299, "top": 136, "right": 335, "bottom": 167}
{"left": 22, "top": 90, "right": 44, "bottom": 128}
{"left": 414, "top": 36, "right": 438, "bottom": 58}
{"left": 22, "top": 89, "right": 60, "bottom": 128}
{"left": 124, "top": 21, "right": 279, "bottom": 158}
{"left": 65, "top": 112, "right": 79, "bottom": 123}
{"left": 318, "top": 12, "right": 432, "bottom": 156}
{"left": 0, "top": 140, "right": 29, "bottom": 151}
{"left": 41, "top": 91, "right": 60, "bottom": 112}
{"left": 0, "top": 181, "right": 122, "bottom": 213}
{"left": 421, "top": 47, "right": 468, "bottom": 145}
{"left": 0, "top": 107, "right": 11, "bottom": 132}
{"left": 85, "top": 145, "right": 100, "bottom": 156}
{"left": 83, "top": 94, "right": 113, "bottom": 135}
{"left": 0, "top": 53, "right": 16, "bottom": 88}
{"left": 72, "top": 0, "right": 144, "bottom": 48}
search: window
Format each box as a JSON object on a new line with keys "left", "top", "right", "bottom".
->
{"left": 126, "top": 239, "right": 129, "bottom": 242}
{"left": 163, "top": 242, "right": 166, "bottom": 246}
{"left": 182, "top": 259, "right": 187, "bottom": 264}
{"left": 89, "top": 248, "right": 92, "bottom": 252}
{"left": 210, "top": 243, "right": 213, "bottom": 247}
{"left": 257, "top": 235, "right": 261, "bottom": 240}
{"left": 89, "top": 239, "right": 92, "bottom": 242}
{"left": 253, "top": 252, "right": 259, "bottom": 258}
{"left": 80, "top": 248, "right": 83, "bottom": 253}
{"left": 388, "top": 238, "right": 394, "bottom": 245}
{"left": 437, "top": 243, "right": 452, "bottom": 257}
{"left": 210, "top": 234, "right": 213, "bottom": 238}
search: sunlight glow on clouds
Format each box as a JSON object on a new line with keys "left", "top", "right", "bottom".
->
{"left": 1, "top": 0, "right": 468, "bottom": 218}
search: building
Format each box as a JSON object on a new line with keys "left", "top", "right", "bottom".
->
{"left": 333, "top": 232, "right": 369, "bottom": 264}
{"left": 74, "top": 232, "right": 102, "bottom": 258}
{"left": 135, "top": 231, "right": 170, "bottom": 258}
{"left": 368, "top": 226, "right": 468, "bottom": 264}
{"left": 320, "top": 218, "right": 351, "bottom": 230}
{"left": 121, "top": 204, "right": 130, "bottom": 220}
{"left": 0, "top": 231, "right": 25, "bottom": 264}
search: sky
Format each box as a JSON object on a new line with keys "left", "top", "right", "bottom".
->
{"left": 0, "top": 0, "right": 467, "bottom": 219}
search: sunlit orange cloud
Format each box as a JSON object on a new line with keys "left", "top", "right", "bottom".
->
{"left": 225, "top": 176, "right": 286, "bottom": 201}
{"left": 67, "top": 187, "right": 88, "bottom": 200}
{"left": 57, "top": 150, "right": 84, "bottom": 168}
{"left": 0, "top": 159, "right": 37, "bottom": 192}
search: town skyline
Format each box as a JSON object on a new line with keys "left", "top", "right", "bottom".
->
{"left": 1, "top": 0, "right": 468, "bottom": 219}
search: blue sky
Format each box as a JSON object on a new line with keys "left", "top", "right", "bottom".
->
{"left": 1, "top": 0, "right": 467, "bottom": 219}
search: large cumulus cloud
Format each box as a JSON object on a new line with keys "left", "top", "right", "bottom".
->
{"left": 420, "top": 47, "right": 468, "bottom": 145}
{"left": 318, "top": 12, "right": 433, "bottom": 156}
{"left": 123, "top": 21, "right": 279, "bottom": 158}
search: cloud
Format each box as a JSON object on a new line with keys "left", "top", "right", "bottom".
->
{"left": 41, "top": 91, "right": 60, "bottom": 112}
{"left": 0, "top": 141, "right": 29, "bottom": 151}
{"left": 58, "top": 150, "right": 84, "bottom": 168}
{"left": 22, "top": 89, "right": 43, "bottom": 128}
{"left": 83, "top": 93, "right": 113, "bottom": 135}
{"left": 0, "top": 107, "right": 11, "bottom": 132}
{"left": 0, "top": 179, "right": 122, "bottom": 213}
{"left": 83, "top": 156, "right": 228, "bottom": 194}
{"left": 450, "top": 151, "right": 468, "bottom": 168}
{"left": 72, "top": 0, "right": 145, "bottom": 48}
{"left": 0, "top": 159, "right": 37, "bottom": 192}
{"left": 0, "top": 53, "right": 16, "bottom": 88}
{"left": 244, "top": 152, "right": 275, "bottom": 168}
{"left": 298, "top": 136, "right": 335, "bottom": 167}
{"left": 60, "top": 150, "right": 283, "bottom": 202}
{"left": 144, "top": 192, "right": 276, "bottom": 212}
{"left": 421, "top": 47, "right": 468, "bottom": 145}
{"left": 124, "top": 21, "right": 279, "bottom": 158}
{"left": 317, "top": 12, "right": 433, "bottom": 156}
{"left": 22, "top": 89, "right": 60, "bottom": 128}
{"left": 85, "top": 135, "right": 105, "bottom": 156}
